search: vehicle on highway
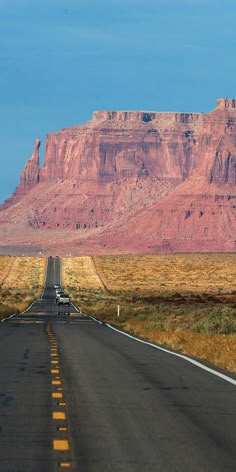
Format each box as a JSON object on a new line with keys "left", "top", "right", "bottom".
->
{"left": 57, "top": 293, "right": 70, "bottom": 306}
{"left": 55, "top": 287, "right": 63, "bottom": 293}
{"left": 54, "top": 284, "right": 61, "bottom": 289}
{"left": 56, "top": 290, "right": 64, "bottom": 300}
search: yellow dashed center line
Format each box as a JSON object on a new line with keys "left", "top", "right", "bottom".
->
{"left": 53, "top": 440, "right": 69, "bottom": 451}
{"left": 52, "top": 392, "right": 63, "bottom": 398}
{"left": 48, "top": 325, "right": 71, "bottom": 464}
{"left": 53, "top": 412, "right": 66, "bottom": 420}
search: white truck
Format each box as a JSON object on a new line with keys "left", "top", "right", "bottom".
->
{"left": 57, "top": 293, "right": 70, "bottom": 306}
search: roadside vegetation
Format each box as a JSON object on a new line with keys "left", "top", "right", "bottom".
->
{"left": 0, "top": 256, "right": 46, "bottom": 319}
{"left": 62, "top": 254, "right": 236, "bottom": 374}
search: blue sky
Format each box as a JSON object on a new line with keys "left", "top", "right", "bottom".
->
{"left": 1, "top": 0, "right": 236, "bottom": 202}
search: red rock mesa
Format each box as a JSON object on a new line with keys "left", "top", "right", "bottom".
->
{"left": 1, "top": 98, "right": 236, "bottom": 254}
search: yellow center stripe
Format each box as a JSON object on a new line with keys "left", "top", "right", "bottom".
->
{"left": 53, "top": 412, "right": 66, "bottom": 420}
{"left": 52, "top": 392, "right": 63, "bottom": 398}
{"left": 53, "top": 440, "right": 69, "bottom": 450}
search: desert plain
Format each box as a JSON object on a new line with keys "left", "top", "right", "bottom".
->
{"left": 1, "top": 253, "right": 236, "bottom": 373}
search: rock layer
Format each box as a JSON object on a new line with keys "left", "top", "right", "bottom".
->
{"left": 1, "top": 98, "right": 236, "bottom": 254}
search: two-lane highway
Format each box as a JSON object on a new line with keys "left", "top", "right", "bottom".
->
{"left": 1, "top": 257, "right": 236, "bottom": 471}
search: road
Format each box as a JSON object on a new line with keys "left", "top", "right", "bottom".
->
{"left": 1, "top": 257, "right": 236, "bottom": 471}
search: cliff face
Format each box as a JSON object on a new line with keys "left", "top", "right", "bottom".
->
{"left": 1, "top": 98, "right": 236, "bottom": 254}
{"left": 1, "top": 138, "right": 41, "bottom": 209}
{"left": 198, "top": 99, "right": 236, "bottom": 184}
{"left": 17, "top": 99, "right": 236, "bottom": 190}
{"left": 20, "top": 138, "right": 41, "bottom": 190}
{"left": 1, "top": 105, "right": 205, "bottom": 229}
{"left": 38, "top": 109, "right": 202, "bottom": 184}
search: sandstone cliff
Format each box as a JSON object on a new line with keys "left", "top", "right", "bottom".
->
{"left": 1, "top": 138, "right": 41, "bottom": 208}
{"left": 1, "top": 105, "right": 204, "bottom": 229}
{"left": 39, "top": 109, "right": 202, "bottom": 184}
{"left": 1, "top": 98, "right": 236, "bottom": 254}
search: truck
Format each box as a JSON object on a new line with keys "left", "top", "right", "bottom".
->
{"left": 57, "top": 293, "right": 70, "bottom": 306}
{"left": 56, "top": 290, "right": 64, "bottom": 301}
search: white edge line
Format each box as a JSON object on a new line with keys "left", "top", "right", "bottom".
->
{"left": 1, "top": 314, "right": 16, "bottom": 323}
{"left": 1, "top": 258, "right": 49, "bottom": 323}
{"left": 105, "top": 323, "right": 236, "bottom": 386}
{"left": 89, "top": 315, "right": 103, "bottom": 325}
{"left": 2, "top": 259, "right": 77, "bottom": 322}
{"left": 23, "top": 299, "right": 41, "bottom": 313}
{"left": 85, "top": 313, "right": 236, "bottom": 386}
{"left": 70, "top": 302, "right": 79, "bottom": 313}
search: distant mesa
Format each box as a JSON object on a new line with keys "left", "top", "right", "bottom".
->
{"left": 1, "top": 98, "right": 236, "bottom": 255}
{"left": 216, "top": 98, "right": 236, "bottom": 109}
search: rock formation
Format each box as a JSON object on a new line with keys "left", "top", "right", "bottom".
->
{"left": 1, "top": 98, "right": 236, "bottom": 254}
{"left": 1, "top": 138, "right": 41, "bottom": 208}
{"left": 21, "top": 138, "right": 40, "bottom": 189}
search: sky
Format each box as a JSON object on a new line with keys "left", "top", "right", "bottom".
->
{"left": 1, "top": 0, "right": 236, "bottom": 203}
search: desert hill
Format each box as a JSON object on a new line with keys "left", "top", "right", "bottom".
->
{"left": 0, "top": 98, "right": 236, "bottom": 255}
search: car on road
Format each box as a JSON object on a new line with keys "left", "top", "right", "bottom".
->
{"left": 57, "top": 293, "right": 70, "bottom": 306}
{"left": 56, "top": 290, "right": 64, "bottom": 300}
{"left": 54, "top": 284, "right": 61, "bottom": 289}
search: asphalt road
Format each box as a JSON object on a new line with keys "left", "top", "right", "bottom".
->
{"left": 1, "top": 257, "right": 236, "bottom": 471}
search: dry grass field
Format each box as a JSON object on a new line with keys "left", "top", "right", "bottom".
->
{"left": 62, "top": 254, "right": 236, "bottom": 374}
{"left": 62, "top": 256, "right": 104, "bottom": 291}
{"left": 0, "top": 256, "right": 46, "bottom": 319}
{"left": 93, "top": 253, "right": 236, "bottom": 294}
